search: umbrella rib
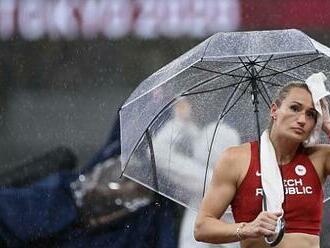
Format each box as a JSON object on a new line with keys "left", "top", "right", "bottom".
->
{"left": 252, "top": 52, "right": 318, "bottom": 64}
{"left": 184, "top": 64, "right": 252, "bottom": 95}
{"left": 220, "top": 81, "right": 252, "bottom": 119}
{"left": 121, "top": 98, "right": 180, "bottom": 175}
{"left": 185, "top": 61, "right": 252, "bottom": 96}
{"left": 145, "top": 129, "right": 159, "bottom": 191}
{"left": 184, "top": 74, "right": 224, "bottom": 94}
{"left": 258, "top": 80, "right": 273, "bottom": 106}
{"left": 218, "top": 68, "right": 253, "bottom": 120}
{"left": 255, "top": 57, "right": 305, "bottom": 84}
{"left": 258, "top": 56, "right": 322, "bottom": 79}
{"left": 191, "top": 65, "right": 250, "bottom": 79}
{"left": 238, "top": 57, "right": 254, "bottom": 77}
{"left": 253, "top": 55, "right": 282, "bottom": 101}
{"left": 246, "top": 55, "right": 261, "bottom": 64}
{"left": 254, "top": 55, "right": 274, "bottom": 76}
{"left": 182, "top": 79, "right": 251, "bottom": 96}
{"left": 202, "top": 79, "right": 251, "bottom": 196}
{"left": 187, "top": 69, "right": 251, "bottom": 197}
{"left": 257, "top": 78, "right": 282, "bottom": 87}
{"left": 220, "top": 79, "right": 248, "bottom": 120}
{"left": 241, "top": 55, "right": 274, "bottom": 82}
{"left": 254, "top": 63, "right": 305, "bottom": 82}
{"left": 203, "top": 80, "right": 242, "bottom": 196}
{"left": 256, "top": 80, "right": 272, "bottom": 108}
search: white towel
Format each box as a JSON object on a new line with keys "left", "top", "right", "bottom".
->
{"left": 260, "top": 130, "right": 284, "bottom": 213}
{"left": 304, "top": 72, "right": 330, "bottom": 145}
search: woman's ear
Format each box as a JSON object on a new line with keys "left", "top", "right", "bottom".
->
{"left": 271, "top": 103, "right": 278, "bottom": 120}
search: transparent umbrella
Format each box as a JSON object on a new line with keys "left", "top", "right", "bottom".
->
{"left": 120, "top": 29, "right": 330, "bottom": 213}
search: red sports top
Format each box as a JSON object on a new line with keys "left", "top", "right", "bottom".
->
{"left": 231, "top": 141, "right": 324, "bottom": 235}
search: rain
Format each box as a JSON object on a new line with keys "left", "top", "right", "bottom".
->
{"left": 0, "top": 0, "right": 329, "bottom": 247}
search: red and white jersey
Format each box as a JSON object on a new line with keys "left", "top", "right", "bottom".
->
{"left": 231, "top": 141, "right": 324, "bottom": 235}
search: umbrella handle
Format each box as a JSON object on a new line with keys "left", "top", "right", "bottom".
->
{"left": 264, "top": 217, "right": 285, "bottom": 247}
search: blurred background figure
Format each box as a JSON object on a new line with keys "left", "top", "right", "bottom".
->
{"left": 0, "top": 0, "right": 329, "bottom": 247}
{"left": 152, "top": 98, "right": 203, "bottom": 195}
{"left": 179, "top": 121, "right": 241, "bottom": 248}
{"left": 151, "top": 96, "right": 242, "bottom": 248}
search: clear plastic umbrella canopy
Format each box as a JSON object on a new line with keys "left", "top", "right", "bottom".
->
{"left": 120, "top": 29, "right": 330, "bottom": 210}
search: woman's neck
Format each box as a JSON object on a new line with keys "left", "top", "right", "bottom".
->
{"left": 269, "top": 130, "right": 301, "bottom": 165}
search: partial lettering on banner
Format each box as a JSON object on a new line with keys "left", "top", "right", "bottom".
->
{"left": 18, "top": 0, "right": 46, "bottom": 40}
{"left": 52, "top": 0, "right": 80, "bottom": 40}
{"left": 101, "top": 0, "right": 133, "bottom": 39}
{"left": 0, "top": 0, "right": 240, "bottom": 40}
{"left": 80, "top": 0, "right": 101, "bottom": 39}
{"left": 211, "top": 0, "right": 240, "bottom": 32}
{"left": 134, "top": 0, "right": 161, "bottom": 39}
{"left": 160, "top": 0, "right": 183, "bottom": 37}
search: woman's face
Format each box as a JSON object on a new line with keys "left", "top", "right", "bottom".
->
{"left": 271, "top": 87, "right": 317, "bottom": 142}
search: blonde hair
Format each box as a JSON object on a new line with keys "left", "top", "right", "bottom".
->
{"left": 268, "top": 81, "right": 312, "bottom": 130}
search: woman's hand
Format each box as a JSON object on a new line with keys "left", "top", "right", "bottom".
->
{"left": 240, "top": 211, "right": 282, "bottom": 239}
{"left": 321, "top": 99, "right": 330, "bottom": 137}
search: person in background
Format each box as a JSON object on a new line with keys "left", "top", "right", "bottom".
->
{"left": 179, "top": 121, "right": 241, "bottom": 248}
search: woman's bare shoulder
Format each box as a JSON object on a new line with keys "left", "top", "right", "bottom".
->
{"left": 216, "top": 142, "right": 251, "bottom": 169}
{"left": 221, "top": 142, "right": 251, "bottom": 158}
{"left": 212, "top": 142, "right": 252, "bottom": 184}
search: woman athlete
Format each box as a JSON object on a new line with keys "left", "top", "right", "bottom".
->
{"left": 194, "top": 82, "right": 330, "bottom": 248}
